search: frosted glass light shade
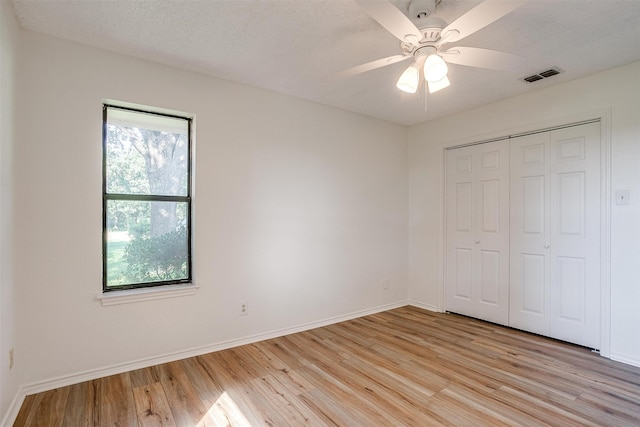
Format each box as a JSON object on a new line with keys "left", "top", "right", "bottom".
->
{"left": 423, "top": 54, "right": 448, "bottom": 82}
{"left": 428, "top": 75, "right": 450, "bottom": 93}
{"left": 396, "top": 64, "right": 419, "bottom": 93}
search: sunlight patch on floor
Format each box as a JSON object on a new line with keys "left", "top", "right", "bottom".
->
{"left": 197, "top": 391, "right": 252, "bottom": 426}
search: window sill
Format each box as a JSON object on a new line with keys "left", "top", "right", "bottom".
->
{"left": 97, "top": 283, "right": 199, "bottom": 307}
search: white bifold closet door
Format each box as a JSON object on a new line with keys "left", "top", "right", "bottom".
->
{"left": 509, "top": 122, "right": 601, "bottom": 349}
{"left": 445, "top": 139, "right": 510, "bottom": 325}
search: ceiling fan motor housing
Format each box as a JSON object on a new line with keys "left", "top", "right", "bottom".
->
{"left": 400, "top": 24, "right": 444, "bottom": 56}
{"left": 408, "top": 0, "right": 440, "bottom": 20}
{"left": 401, "top": 0, "right": 448, "bottom": 57}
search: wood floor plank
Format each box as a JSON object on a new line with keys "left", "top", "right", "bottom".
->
{"left": 199, "top": 395, "right": 253, "bottom": 426}
{"left": 427, "top": 389, "right": 515, "bottom": 427}
{"left": 226, "top": 382, "right": 291, "bottom": 427}
{"left": 240, "top": 342, "right": 289, "bottom": 373}
{"left": 577, "top": 390, "right": 640, "bottom": 425}
{"left": 440, "top": 384, "right": 544, "bottom": 426}
{"left": 493, "top": 385, "right": 600, "bottom": 426}
{"left": 180, "top": 356, "right": 226, "bottom": 402}
{"left": 270, "top": 366, "right": 317, "bottom": 397}
{"left": 298, "top": 388, "right": 357, "bottom": 426}
{"left": 281, "top": 332, "right": 345, "bottom": 366}
{"left": 249, "top": 374, "right": 325, "bottom": 425}
{"left": 61, "top": 381, "right": 98, "bottom": 427}
{"left": 318, "top": 330, "right": 410, "bottom": 368}
{"left": 376, "top": 359, "right": 448, "bottom": 396}
{"left": 100, "top": 373, "right": 136, "bottom": 427}
{"left": 334, "top": 317, "right": 379, "bottom": 338}
{"left": 297, "top": 363, "right": 401, "bottom": 425}
{"left": 22, "top": 388, "right": 69, "bottom": 427}
{"left": 357, "top": 381, "right": 446, "bottom": 426}
{"left": 128, "top": 367, "right": 159, "bottom": 389}
{"left": 13, "top": 307, "right": 640, "bottom": 427}
{"left": 132, "top": 382, "right": 176, "bottom": 427}
{"left": 195, "top": 352, "right": 286, "bottom": 426}
{"left": 321, "top": 322, "right": 376, "bottom": 348}
{"left": 154, "top": 361, "right": 207, "bottom": 426}
{"left": 403, "top": 355, "right": 503, "bottom": 395}
{"left": 340, "top": 355, "right": 437, "bottom": 413}
{"left": 251, "top": 337, "right": 309, "bottom": 371}
{"left": 219, "top": 347, "right": 268, "bottom": 381}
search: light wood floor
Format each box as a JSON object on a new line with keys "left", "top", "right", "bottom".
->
{"left": 14, "top": 306, "right": 640, "bottom": 426}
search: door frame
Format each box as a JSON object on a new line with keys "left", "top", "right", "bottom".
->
{"left": 439, "top": 109, "right": 611, "bottom": 358}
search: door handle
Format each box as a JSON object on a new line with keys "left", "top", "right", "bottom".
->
{"left": 475, "top": 240, "right": 480, "bottom": 244}
{"left": 544, "top": 244, "right": 550, "bottom": 249}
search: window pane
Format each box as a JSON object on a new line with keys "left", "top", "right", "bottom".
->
{"left": 105, "top": 200, "right": 189, "bottom": 287}
{"left": 105, "top": 108, "right": 189, "bottom": 196}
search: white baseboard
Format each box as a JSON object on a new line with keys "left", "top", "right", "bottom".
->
{"left": 21, "top": 300, "right": 409, "bottom": 398}
{"left": 407, "top": 300, "right": 442, "bottom": 313}
{"left": 610, "top": 353, "right": 640, "bottom": 368}
{"left": 1, "top": 386, "right": 25, "bottom": 427}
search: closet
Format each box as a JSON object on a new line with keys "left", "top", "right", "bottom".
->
{"left": 445, "top": 121, "right": 601, "bottom": 349}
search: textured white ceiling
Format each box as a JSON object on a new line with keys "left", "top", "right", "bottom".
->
{"left": 11, "top": 0, "right": 640, "bottom": 125}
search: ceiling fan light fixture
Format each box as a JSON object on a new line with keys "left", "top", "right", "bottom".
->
{"left": 396, "top": 63, "right": 419, "bottom": 93}
{"left": 427, "top": 75, "right": 450, "bottom": 93}
{"left": 423, "top": 54, "right": 448, "bottom": 82}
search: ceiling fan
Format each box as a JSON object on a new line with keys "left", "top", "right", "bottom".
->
{"left": 338, "top": 0, "right": 526, "bottom": 95}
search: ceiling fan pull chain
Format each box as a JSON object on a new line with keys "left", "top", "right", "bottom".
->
{"left": 423, "top": 84, "right": 429, "bottom": 114}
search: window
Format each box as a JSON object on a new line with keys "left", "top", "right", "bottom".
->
{"left": 102, "top": 104, "right": 192, "bottom": 292}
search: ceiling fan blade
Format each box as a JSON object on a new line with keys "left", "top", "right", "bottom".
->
{"left": 332, "top": 55, "right": 411, "bottom": 79}
{"left": 441, "top": 46, "right": 523, "bottom": 70}
{"left": 355, "top": 0, "right": 422, "bottom": 44}
{"left": 441, "top": 1, "right": 525, "bottom": 44}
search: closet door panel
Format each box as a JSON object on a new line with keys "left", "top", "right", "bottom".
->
{"left": 557, "top": 172, "right": 585, "bottom": 236}
{"left": 555, "top": 256, "right": 586, "bottom": 322}
{"left": 445, "top": 145, "right": 476, "bottom": 317}
{"left": 549, "top": 122, "right": 601, "bottom": 349}
{"left": 455, "top": 182, "right": 473, "bottom": 232}
{"left": 521, "top": 253, "right": 546, "bottom": 314}
{"left": 474, "top": 142, "right": 510, "bottom": 324}
{"left": 522, "top": 176, "right": 545, "bottom": 234}
{"left": 453, "top": 248, "right": 473, "bottom": 300}
{"left": 509, "top": 132, "right": 551, "bottom": 334}
{"left": 479, "top": 179, "right": 501, "bottom": 233}
{"left": 446, "top": 140, "right": 509, "bottom": 325}
{"left": 479, "top": 249, "right": 500, "bottom": 305}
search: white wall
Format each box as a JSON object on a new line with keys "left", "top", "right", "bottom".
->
{"left": 408, "top": 62, "right": 640, "bottom": 366}
{"left": 0, "top": 0, "right": 21, "bottom": 421}
{"left": 14, "top": 31, "right": 409, "bottom": 389}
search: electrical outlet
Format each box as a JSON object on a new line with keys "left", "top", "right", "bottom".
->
{"left": 239, "top": 301, "right": 248, "bottom": 316}
{"left": 383, "top": 277, "right": 390, "bottom": 290}
{"left": 9, "top": 348, "right": 14, "bottom": 370}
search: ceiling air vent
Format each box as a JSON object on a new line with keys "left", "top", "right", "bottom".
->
{"left": 523, "top": 74, "right": 544, "bottom": 83}
{"left": 521, "top": 67, "right": 563, "bottom": 83}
